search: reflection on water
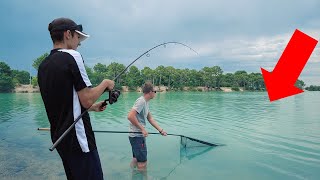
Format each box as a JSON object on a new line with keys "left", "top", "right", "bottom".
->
{"left": 1, "top": 92, "right": 320, "bottom": 179}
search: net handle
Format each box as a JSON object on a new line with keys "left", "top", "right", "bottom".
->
{"left": 38, "top": 128, "right": 222, "bottom": 146}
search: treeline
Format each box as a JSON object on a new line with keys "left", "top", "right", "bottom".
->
{"left": 85, "top": 63, "right": 310, "bottom": 91}
{"left": 31, "top": 53, "right": 269, "bottom": 91}
{"left": 0, "top": 62, "right": 32, "bottom": 92}
{"left": 305, "top": 85, "right": 320, "bottom": 91}
{"left": 1, "top": 52, "right": 317, "bottom": 92}
{"left": 86, "top": 62, "right": 268, "bottom": 91}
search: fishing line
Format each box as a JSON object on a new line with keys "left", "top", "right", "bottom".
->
{"left": 48, "top": 42, "right": 199, "bottom": 151}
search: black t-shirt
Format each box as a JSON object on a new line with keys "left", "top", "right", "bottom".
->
{"left": 38, "top": 49, "right": 96, "bottom": 154}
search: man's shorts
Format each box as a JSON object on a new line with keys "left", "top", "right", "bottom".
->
{"left": 58, "top": 149, "right": 104, "bottom": 180}
{"left": 129, "top": 137, "right": 147, "bottom": 162}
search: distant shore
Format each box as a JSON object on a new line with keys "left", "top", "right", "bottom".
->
{"left": 14, "top": 85, "right": 40, "bottom": 93}
{"left": 13, "top": 85, "right": 245, "bottom": 93}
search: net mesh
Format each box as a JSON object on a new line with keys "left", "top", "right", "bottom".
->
{"left": 159, "top": 135, "right": 218, "bottom": 179}
{"left": 180, "top": 135, "right": 218, "bottom": 148}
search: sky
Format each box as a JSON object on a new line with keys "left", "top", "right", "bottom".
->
{"left": 1, "top": 0, "right": 320, "bottom": 85}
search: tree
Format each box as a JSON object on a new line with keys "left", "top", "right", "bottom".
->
{"left": 12, "top": 70, "right": 30, "bottom": 84}
{"left": 0, "top": 61, "right": 12, "bottom": 76}
{"left": 221, "top": 73, "right": 235, "bottom": 87}
{"left": 82, "top": 62, "right": 271, "bottom": 92}
{"left": 0, "top": 75, "right": 14, "bottom": 92}
{"left": 188, "top": 69, "right": 202, "bottom": 87}
{"left": 306, "top": 85, "right": 320, "bottom": 91}
{"left": 85, "top": 65, "right": 99, "bottom": 86}
{"left": 126, "top": 66, "right": 142, "bottom": 90}
{"left": 211, "top": 66, "right": 223, "bottom": 88}
{"left": 93, "top": 63, "right": 107, "bottom": 74}
{"left": 165, "top": 66, "right": 176, "bottom": 89}
{"left": 32, "top": 53, "right": 48, "bottom": 71}
{"left": 154, "top": 65, "right": 166, "bottom": 86}
{"left": 31, "top": 77, "right": 38, "bottom": 87}
{"left": 250, "top": 73, "right": 265, "bottom": 90}
{"left": 106, "top": 62, "right": 126, "bottom": 84}
{"left": 176, "top": 69, "right": 189, "bottom": 88}
{"left": 200, "top": 66, "right": 211, "bottom": 87}
{"left": 92, "top": 63, "right": 107, "bottom": 86}
{"left": 234, "top": 70, "right": 248, "bottom": 88}
{"left": 0, "top": 62, "right": 14, "bottom": 92}
{"left": 141, "top": 67, "right": 154, "bottom": 84}
{"left": 295, "top": 79, "right": 305, "bottom": 89}
{"left": 200, "top": 66, "right": 223, "bottom": 88}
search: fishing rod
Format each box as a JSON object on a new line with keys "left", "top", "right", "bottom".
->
{"left": 48, "top": 42, "right": 199, "bottom": 151}
{"left": 38, "top": 128, "right": 221, "bottom": 147}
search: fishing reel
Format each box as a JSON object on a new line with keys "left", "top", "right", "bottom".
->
{"left": 108, "top": 89, "right": 121, "bottom": 104}
{"left": 101, "top": 89, "right": 121, "bottom": 107}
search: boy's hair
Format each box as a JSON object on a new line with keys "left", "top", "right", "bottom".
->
{"left": 142, "top": 82, "right": 154, "bottom": 94}
{"left": 48, "top": 18, "right": 77, "bottom": 43}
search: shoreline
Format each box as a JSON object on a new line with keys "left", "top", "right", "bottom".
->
{"left": 14, "top": 85, "right": 40, "bottom": 93}
{"left": 13, "top": 85, "right": 248, "bottom": 93}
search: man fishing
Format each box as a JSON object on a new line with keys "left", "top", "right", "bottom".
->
{"left": 38, "top": 17, "right": 114, "bottom": 180}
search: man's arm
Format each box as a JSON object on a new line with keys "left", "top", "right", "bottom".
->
{"left": 128, "top": 109, "right": 148, "bottom": 137}
{"left": 65, "top": 50, "right": 115, "bottom": 109}
{"left": 77, "top": 79, "right": 114, "bottom": 109}
{"left": 147, "top": 112, "right": 167, "bottom": 136}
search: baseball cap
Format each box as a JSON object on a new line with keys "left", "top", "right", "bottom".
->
{"left": 48, "top": 18, "right": 90, "bottom": 42}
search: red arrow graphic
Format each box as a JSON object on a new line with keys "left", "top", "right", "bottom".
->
{"left": 261, "top": 29, "right": 318, "bottom": 102}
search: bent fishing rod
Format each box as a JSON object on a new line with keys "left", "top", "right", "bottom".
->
{"left": 49, "top": 42, "right": 199, "bottom": 151}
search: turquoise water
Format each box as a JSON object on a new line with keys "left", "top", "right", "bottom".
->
{"left": 1, "top": 92, "right": 320, "bottom": 179}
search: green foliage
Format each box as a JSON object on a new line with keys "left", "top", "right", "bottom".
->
{"left": 141, "top": 67, "right": 154, "bottom": 82}
{"left": 0, "top": 62, "right": 12, "bottom": 76}
{"left": 234, "top": 70, "right": 248, "bottom": 88}
{"left": 231, "top": 87, "right": 240, "bottom": 91}
{"left": 86, "top": 65, "right": 101, "bottom": 86}
{"left": 32, "top": 77, "right": 38, "bottom": 87}
{"left": 220, "top": 73, "right": 235, "bottom": 87}
{"left": 200, "top": 66, "right": 223, "bottom": 88}
{"left": 305, "top": 85, "right": 320, "bottom": 91}
{"left": 93, "top": 63, "right": 107, "bottom": 74}
{"left": 246, "top": 73, "right": 265, "bottom": 91}
{"left": 6, "top": 56, "right": 316, "bottom": 93}
{"left": 106, "top": 62, "right": 126, "bottom": 84}
{"left": 12, "top": 70, "right": 30, "bottom": 84}
{"left": 33, "top": 53, "right": 48, "bottom": 71}
{"left": 0, "top": 74, "right": 14, "bottom": 92}
{"left": 295, "top": 79, "right": 305, "bottom": 89}
{"left": 12, "top": 78, "right": 20, "bottom": 86}
{"left": 126, "top": 66, "right": 142, "bottom": 88}
{"left": 114, "top": 83, "right": 123, "bottom": 90}
{"left": 0, "top": 62, "right": 14, "bottom": 92}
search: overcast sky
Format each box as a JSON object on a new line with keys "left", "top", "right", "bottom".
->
{"left": 1, "top": 0, "right": 320, "bottom": 85}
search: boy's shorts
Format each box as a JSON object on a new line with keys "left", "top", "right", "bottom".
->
{"left": 129, "top": 137, "right": 147, "bottom": 162}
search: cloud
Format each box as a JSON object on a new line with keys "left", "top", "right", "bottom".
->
{"left": 1, "top": 0, "right": 320, "bottom": 85}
